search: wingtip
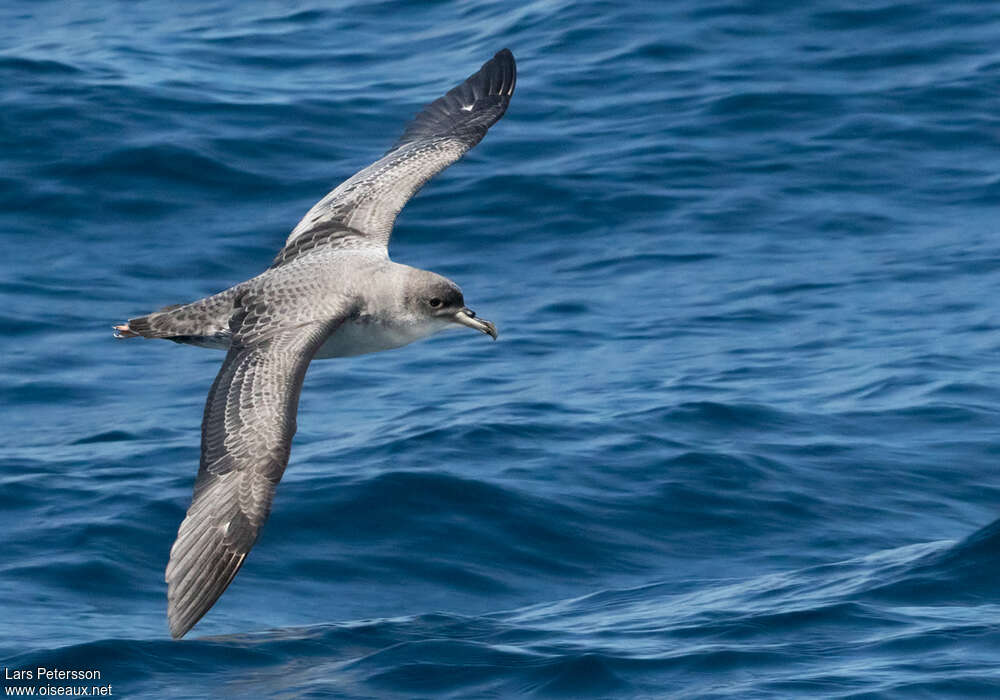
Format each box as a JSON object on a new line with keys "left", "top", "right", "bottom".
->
{"left": 166, "top": 590, "right": 194, "bottom": 639}
{"left": 482, "top": 48, "right": 516, "bottom": 98}
{"left": 494, "top": 48, "right": 514, "bottom": 63}
{"left": 167, "top": 605, "right": 190, "bottom": 639}
{"left": 389, "top": 48, "right": 517, "bottom": 151}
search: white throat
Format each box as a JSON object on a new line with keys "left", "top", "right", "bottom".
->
{"left": 314, "top": 311, "right": 449, "bottom": 359}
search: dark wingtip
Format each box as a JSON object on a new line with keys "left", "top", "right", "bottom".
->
{"left": 391, "top": 49, "right": 517, "bottom": 150}
{"left": 486, "top": 48, "right": 516, "bottom": 97}
{"left": 475, "top": 49, "right": 515, "bottom": 101}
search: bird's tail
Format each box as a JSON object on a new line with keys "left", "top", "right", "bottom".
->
{"left": 113, "top": 286, "right": 242, "bottom": 349}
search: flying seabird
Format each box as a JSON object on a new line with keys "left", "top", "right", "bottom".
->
{"left": 113, "top": 49, "right": 516, "bottom": 638}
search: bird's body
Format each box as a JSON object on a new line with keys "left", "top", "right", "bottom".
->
{"left": 114, "top": 50, "right": 515, "bottom": 638}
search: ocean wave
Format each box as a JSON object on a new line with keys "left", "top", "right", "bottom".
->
{"left": 8, "top": 524, "right": 997, "bottom": 697}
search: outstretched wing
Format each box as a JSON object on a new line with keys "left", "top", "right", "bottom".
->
{"left": 165, "top": 298, "right": 344, "bottom": 638}
{"left": 283, "top": 48, "right": 516, "bottom": 251}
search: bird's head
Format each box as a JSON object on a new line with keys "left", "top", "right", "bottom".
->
{"left": 403, "top": 269, "right": 497, "bottom": 340}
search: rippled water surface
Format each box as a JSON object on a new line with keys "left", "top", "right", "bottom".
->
{"left": 3, "top": 1, "right": 1000, "bottom": 697}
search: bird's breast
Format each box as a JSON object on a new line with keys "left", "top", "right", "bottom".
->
{"left": 314, "top": 313, "right": 441, "bottom": 359}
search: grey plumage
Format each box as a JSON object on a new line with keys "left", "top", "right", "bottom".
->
{"left": 122, "top": 286, "right": 243, "bottom": 349}
{"left": 114, "top": 49, "right": 515, "bottom": 638}
{"left": 286, "top": 48, "right": 515, "bottom": 248}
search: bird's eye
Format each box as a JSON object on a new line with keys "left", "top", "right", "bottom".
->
{"left": 429, "top": 297, "right": 443, "bottom": 308}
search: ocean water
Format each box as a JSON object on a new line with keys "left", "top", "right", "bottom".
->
{"left": 2, "top": 0, "right": 1000, "bottom": 697}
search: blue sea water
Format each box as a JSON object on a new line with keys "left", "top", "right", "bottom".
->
{"left": 3, "top": 0, "right": 1000, "bottom": 696}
